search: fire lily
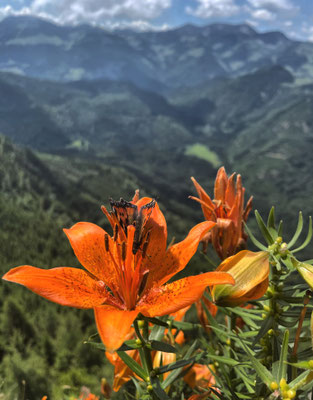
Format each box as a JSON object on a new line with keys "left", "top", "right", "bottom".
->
{"left": 2, "top": 192, "right": 234, "bottom": 351}
{"left": 190, "top": 167, "right": 253, "bottom": 260}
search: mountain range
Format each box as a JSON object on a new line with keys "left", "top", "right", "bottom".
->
{"left": 1, "top": 15, "right": 313, "bottom": 397}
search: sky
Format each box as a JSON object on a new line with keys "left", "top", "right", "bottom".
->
{"left": 0, "top": 0, "right": 313, "bottom": 41}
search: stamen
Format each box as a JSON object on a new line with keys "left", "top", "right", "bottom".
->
{"left": 113, "top": 224, "right": 119, "bottom": 241}
{"left": 142, "top": 240, "right": 149, "bottom": 259}
{"left": 121, "top": 242, "right": 127, "bottom": 261}
{"left": 104, "top": 234, "right": 109, "bottom": 251}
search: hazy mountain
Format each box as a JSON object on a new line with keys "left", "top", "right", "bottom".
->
{"left": 1, "top": 16, "right": 313, "bottom": 91}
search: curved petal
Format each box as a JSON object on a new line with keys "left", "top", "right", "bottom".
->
{"left": 214, "top": 167, "right": 228, "bottom": 202}
{"left": 135, "top": 198, "right": 167, "bottom": 270}
{"left": 2, "top": 266, "right": 108, "bottom": 308}
{"left": 146, "top": 221, "right": 216, "bottom": 289}
{"left": 64, "top": 222, "right": 119, "bottom": 291}
{"left": 94, "top": 306, "right": 138, "bottom": 352}
{"left": 138, "top": 271, "right": 234, "bottom": 317}
{"left": 191, "top": 177, "right": 215, "bottom": 221}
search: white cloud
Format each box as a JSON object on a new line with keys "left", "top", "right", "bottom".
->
{"left": 0, "top": 0, "right": 172, "bottom": 27}
{"left": 250, "top": 8, "right": 276, "bottom": 21}
{"left": 30, "top": 0, "right": 171, "bottom": 23}
{"left": 301, "top": 24, "right": 313, "bottom": 42}
{"left": 186, "top": 0, "right": 239, "bottom": 19}
{"left": 0, "top": 5, "right": 31, "bottom": 19}
{"left": 247, "top": 0, "right": 297, "bottom": 13}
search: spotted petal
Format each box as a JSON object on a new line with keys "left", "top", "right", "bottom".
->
{"left": 2, "top": 266, "right": 108, "bottom": 308}
{"left": 64, "top": 222, "right": 119, "bottom": 292}
{"left": 138, "top": 271, "right": 234, "bottom": 317}
{"left": 146, "top": 221, "right": 215, "bottom": 288}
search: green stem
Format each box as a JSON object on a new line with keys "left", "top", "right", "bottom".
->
{"left": 142, "top": 320, "right": 154, "bottom": 373}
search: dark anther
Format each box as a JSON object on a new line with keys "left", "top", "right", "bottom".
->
{"left": 114, "top": 224, "right": 119, "bottom": 241}
{"left": 104, "top": 234, "right": 109, "bottom": 252}
{"left": 142, "top": 240, "right": 149, "bottom": 259}
{"left": 122, "top": 242, "right": 127, "bottom": 261}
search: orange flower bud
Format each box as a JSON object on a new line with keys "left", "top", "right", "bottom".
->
{"left": 211, "top": 250, "right": 270, "bottom": 307}
{"left": 191, "top": 167, "right": 253, "bottom": 260}
{"left": 100, "top": 378, "right": 112, "bottom": 399}
{"left": 294, "top": 259, "right": 313, "bottom": 289}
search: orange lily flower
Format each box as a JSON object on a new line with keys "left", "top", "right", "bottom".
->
{"left": 190, "top": 167, "right": 253, "bottom": 260}
{"left": 184, "top": 363, "right": 216, "bottom": 391}
{"left": 2, "top": 192, "right": 234, "bottom": 352}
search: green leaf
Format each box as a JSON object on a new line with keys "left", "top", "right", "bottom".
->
{"left": 150, "top": 376, "right": 170, "bottom": 400}
{"left": 244, "top": 222, "right": 268, "bottom": 251}
{"left": 118, "top": 340, "right": 143, "bottom": 351}
{"left": 161, "top": 340, "right": 198, "bottom": 389}
{"left": 255, "top": 210, "right": 274, "bottom": 245}
{"left": 238, "top": 338, "right": 274, "bottom": 386}
{"left": 149, "top": 340, "right": 177, "bottom": 353}
{"left": 170, "top": 320, "right": 201, "bottom": 331}
{"left": 277, "top": 220, "right": 283, "bottom": 237}
{"left": 83, "top": 340, "right": 106, "bottom": 351}
{"left": 287, "top": 361, "right": 313, "bottom": 370}
{"left": 277, "top": 330, "right": 289, "bottom": 382}
{"left": 206, "top": 354, "right": 247, "bottom": 367}
{"left": 144, "top": 316, "right": 168, "bottom": 327}
{"left": 252, "top": 316, "right": 274, "bottom": 347}
{"left": 289, "top": 370, "right": 312, "bottom": 390}
{"left": 156, "top": 358, "right": 195, "bottom": 374}
{"left": 292, "top": 216, "right": 312, "bottom": 253}
{"left": 267, "top": 207, "right": 276, "bottom": 230}
{"left": 287, "top": 211, "right": 303, "bottom": 249}
{"left": 149, "top": 325, "right": 166, "bottom": 341}
{"left": 117, "top": 351, "right": 148, "bottom": 381}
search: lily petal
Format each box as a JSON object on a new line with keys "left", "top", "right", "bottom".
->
{"left": 64, "top": 222, "right": 119, "bottom": 291}
{"left": 138, "top": 271, "right": 234, "bottom": 317}
{"left": 2, "top": 266, "right": 107, "bottom": 308}
{"left": 146, "top": 221, "right": 216, "bottom": 288}
{"left": 191, "top": 177, "right": 215, "bottom": 220}
{"left": 94, "top": 306, "right": 138, "bottom": 352}
{"left": 135, "top": 197, "right": 168, "bottom": 271}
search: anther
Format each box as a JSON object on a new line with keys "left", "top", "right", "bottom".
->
{"left": 113, "top": 224, "right": 119, "bottom": 241}
{"left": 122, "top": 242, "right": 127, "bottom": 261}
{"left": 104, "top": 234, "right": 109, "bottom": 252}
{"left": 142, "top": 240, "right": 149, "bottom": 259}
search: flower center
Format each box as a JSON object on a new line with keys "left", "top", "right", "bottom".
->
{"left": 104, "top": 225, "right": 150, "bottom": 310}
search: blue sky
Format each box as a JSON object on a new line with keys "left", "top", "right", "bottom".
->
{"left": 0, "top": 0, "right": 313, "bottom": 41}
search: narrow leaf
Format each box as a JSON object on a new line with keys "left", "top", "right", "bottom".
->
{"left": 277, "top": 330, "right": 289, "bottom": 381}
{"left": 244, "top": 222, "right": 268, "bottom": 251}
{"left": 150, "top": 376, "right": 170, "bottom": 400}
{"left": 293, "top": 216, "right": 312, "bottom": 253}
{"left": 277, "top": 220, "right": 283, "bottom": 237}
{"left": 149, "top": 340, "right": 177, "bottom": 353}
{"left": 149, "top": 325, "right": 166, "bottom": 341}
{"left": 157, "top": 358, "right": 195, "bottom": 374}
{"left": 267, "top": 207, "right": 276, "bottom": 230}
{"left": 287, "top": 211, "right": 303, "bottom": 249}
{"left": 161, "top": 340, "right": 198, "bottom": 389}
{"left": 206, "top": 354, "right": 246, "bottom": 367}
{"left": 238, "top": 339, "right": 274, "bottom": 386}
{"left": 252, "top": 316, "right": 274, "bottom": 347}
{"left": 117, "top": 351, "right": 148, "bottom": 381}
{"left": 255, "top": 210, "right": 274, "bottom": 244}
